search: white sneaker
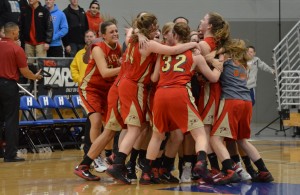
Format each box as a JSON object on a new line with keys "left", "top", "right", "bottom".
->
{"left": 94, "top": 156, "right": 107, "bottom": 173}
{"left": 234, "top": 162, "right": 252, "bottom": 181}
{"left": 180, "top": 162, "right": 192, "bottom": 183}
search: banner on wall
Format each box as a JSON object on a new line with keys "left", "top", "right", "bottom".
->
{"left": 36, "top": 57, "right": 78, "bottom": 98}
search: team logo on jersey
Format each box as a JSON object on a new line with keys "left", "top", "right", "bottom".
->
{"left": 107, "top": 54, "right": 120, "bottom": 65}
{"left": 128, "top": 115, "right": 138, "bottom": 121}
{"left": 208, "top": 115, "right": 213, "bottom": 119}
{"left": 219, "top": 127, "right": 229, "bottom": 133}
{"left": 108, "top": 121, "right": 117, "bottom": 127}
{"left": 233, "top": 69, "right": 247, "bottom": 80}
{"left": 189, "top": 118, "right": 198, "bottom": 126}
{"left": 204, "top": 114, "right": 214, "bottom": 124}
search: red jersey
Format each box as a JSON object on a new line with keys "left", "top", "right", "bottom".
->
{"left": 113, "top": 50, "right": 128, "bottom": 86}
{"left": 0, "top": 38, "right": 28, "bottom": 81}
{"left": 157, "top": 50, "right": 194, "bottom": 88}
{"left": 81, "top": 41, "right": 121, "bottom": 91}
{"left": 123, "top": 40, "right": 157, "bottom": 85}
{"left": 204, "top": 37, "right": 216, "bottom": 51}
{"left": 198, "top": 36, "right": 221, "bottom": 125}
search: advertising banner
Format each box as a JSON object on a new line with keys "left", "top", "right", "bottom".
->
{"left": 37, "top": 58, "right": 77, "bottom": 98}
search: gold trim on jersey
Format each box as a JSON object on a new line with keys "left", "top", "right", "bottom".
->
{"left": 103, "top": 41, "right": 118, "bottom": 50}
{"left": 105, "top": 110, "right": 122, "bottom": 131}
{"left": 187, "top": 105, "right": 204, "bottom": 131}
{"left": 137, "top": 64, "right": 151, "bottom": 83}
{"left": 214, "top": 105, "right": 233, "bottom": 138}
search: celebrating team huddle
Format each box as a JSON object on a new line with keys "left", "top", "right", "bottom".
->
{"left": 73, "top": 11, "right": 274, "bottom": 186}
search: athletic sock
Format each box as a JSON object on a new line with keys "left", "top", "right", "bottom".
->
{"left": 208, "top": 152, "right": 220, "bottom": 170}
{"left": 241, "top": 155, "right": 256, "bottom": 173}
{"left": 183, "top": 155, "right": 195, "bottom": 163}
{"left": 138, "top": 149, "right": 147, "bottom": 160}
{"left": 162, "top": 155, "right": 175, "bottom": 172}
{"left": 105, "top": 149, "right": 112, "bottom": 157}
{"left": 196, "top": 150, "right": 207, "bottom": 162}
{"left": 129, "top": 148, "right": 139, "bottom": 164}
{"left": 254, "top": 158, "right": 268, "bottom": 172}
{"left": 222, "top": 159, "right": 234, "bottom": 172}
{"left": 143, "top": 158, "right": 152, "bottom": 173}
{"left": 80, "top": 155, "right": 94, "bottom": 166}
{"left": 191, "top": 155, "right": 197, "bottom": 168}
{"left": 153, "top": 157, "right": 163, "bottom": 168}
{"left": 178, "top": 157, "right": 183, "bottom": 178}
{"left": 230, "top": 154, "right": 241, "bottom": 164}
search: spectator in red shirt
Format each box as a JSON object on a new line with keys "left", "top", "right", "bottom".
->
{"left": 19, "top": 0, "right": 53, "bottom": 64}
{"left": 86, "top": 1, "right": 103, "bottom": 38}
{"left": 0, "top": 22, "right": 43, "bottom": 162}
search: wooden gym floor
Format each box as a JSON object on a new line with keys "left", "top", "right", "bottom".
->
{"left": 1, "top": 124, "right": 300, "bottom": 195}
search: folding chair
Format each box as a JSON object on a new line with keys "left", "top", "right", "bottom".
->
{"left": 53, "top": 95, "right": 86, "bottom": 123}
{"left": 19, "top": 96, "right": 55, "bottom": 153}
{"left": 70, "top": 95, "right": 87, "bottom": 142}
{"left": 38, "top": 95, "right": 82, "bottom": 150}
{"left": 53, "top": 95, "right": 86, "bottom": 146}
{"left": 70, "top": 95, "right": 83, "bottom": 113}
{"left": 70, "top": 95, "right": 87, "bottom": 120}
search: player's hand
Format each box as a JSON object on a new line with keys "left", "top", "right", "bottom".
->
{"left": 193, "top": 42, "right": 202, "bottom": 52}
{"left": 138, "top": 33, "right": 149, "bottom": 49}
{"left": 192, "top": 48, "right": 201, "bottom": 56}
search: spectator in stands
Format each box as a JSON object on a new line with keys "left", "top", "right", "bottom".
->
{"left": 86, "top": 1, "right": 103, "bottom": 38}
{"left": 17, "top": 0, "right": 30, "bottom": 48}
{"left": 70, "top": 30, "right": 96, "bottom": 156}
{"left": 70, "top": 30, "right": 96, "bottom": 85}
{"left": 247, "top": 45, "right": 275, "bottom": 106}
{"left": 45, "top": 0, "right": 68, "bottom": 57}
{"left": 63, "top": 0, "right": 89, "bottom": 57}
{"left": 0, "top": 22, "right": 43, "bottom": 162}
{"left": 0, "top": 0, "right": 21, "bottom": 28}
{"left": 19, "top": 0, "right": 53, "bottom": 64}
{"left": 173, "top": 16, "right": 189, "bottom": 24}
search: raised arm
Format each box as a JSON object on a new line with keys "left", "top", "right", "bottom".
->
{"left": 92, "top": 46, "right": 120, "bottom": 78}
{"left": 125, "top": 27, "right": 134, "bottom": 46}
{"left": 140, "top": 40, "right": 200, "bottom": 57}
{"left": 193, "top": 54, "right": 222, "bottom": 83}
{"left": 257, "top": 57, "right": 275, "bottom": 74}
{"left": 198, "top": 40, "right": 212, "bottom": 55}
{"left": 151, "top": 55, "right": 161, "bottom": 83}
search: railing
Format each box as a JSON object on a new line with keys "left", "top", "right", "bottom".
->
{"left": 273, "top": 20, "right": 300, "bottom": 111}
